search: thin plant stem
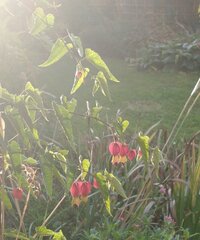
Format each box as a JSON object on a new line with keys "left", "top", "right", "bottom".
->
{"left": 170, "top": 92, "right": 200, "bottom": 146}
{"left": 33, "top": 194, "right": 66, "bottom": 239}
{"left": 162, "top": 94, "right": 193, "bottom": 152}
{"left": 16, "top": 189, "right": 31, "bottom": 240}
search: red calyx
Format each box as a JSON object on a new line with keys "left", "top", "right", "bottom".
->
{"left": 70, "top": 181, "right": 82, "bottom": 197}
{"left": 109, "top": 142, "right": 121, "bottom": 156}
{"left": 12, "top": 188, "right": 23, "bottom": 201}
{"left": 120, "top": 144, "right": 129, "bottom": 156}
{"left": 127, "top": 149, "right": 137, "bottom": 160}
{"left": 80, "top": 181, "right": 91, "bottom": 197}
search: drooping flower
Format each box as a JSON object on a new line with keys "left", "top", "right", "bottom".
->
{"left": 70, "top": 181, "right": 91, "bottom": 206}
{"left": 109, "top": 142, "right": 121, "bottom": 156}
{"left": 70, "top": 181, "right": 82, "bottom": 206}
{"left": 12, "top": 188, "right": 23, "bottom": 201}
{"left": 109, "top": 141, "right": 129, "bottom": 164}
{"left": 127, "top": 149, "right": 137, "bottom": 161}
{"left": 80, "top": 181, "right": 91, "bottom": 203}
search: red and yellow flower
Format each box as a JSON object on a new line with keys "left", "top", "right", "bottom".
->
{"left": 109, "top": 141, "right": 137, "bottom": 164}
{"left": 70, "top": 181, "right": 91, "bottom": 206}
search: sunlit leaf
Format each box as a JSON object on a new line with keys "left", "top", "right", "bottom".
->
{"left": 81, "top": 159, "right": 90, "bottom": 180}
{"left": 30, "top": 7, "right": 54, "bottom": 35}
{"left": 46, "top": 13, "right": 55, "bottom": 26}
{"left": 25, "top": 82, "right": 48, "bottom": 121}
{"left": 96, "top": 71, "right": 111, "bottom": 100}
{"left": 85, "top": 48, "right": 119, "bottom": 82}
{"left": 36, "top": 226, "right": 55, "bottom": 236}
{"left": 68, "top": 32, "right": 84, "bottom": 57}
{"left": 39, "top": 39, "right": 72, "bottom": 67}
{"left": 71, "top": 67, "right": 89, "bottom": 94}
{"left": 95, "top": 172, "right": 112, "bottom": 216}
{"left": 151, "top": 147, "right": 162, "bottom": 178}
{"left": 122, "top": 120, "right": 129, "bottom": 133}
{"left": 105, "top": 172, "right": 127, "bottom": 199}
{"left": 36, "top": 226, "right": 66, "bottom": 240}
{"left": 137, "top": 133, "right": 149, "bottom": 161}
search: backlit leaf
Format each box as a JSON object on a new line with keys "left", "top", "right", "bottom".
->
{"left": 81, "top": 159, "right": 90, "bottom": 180}
{"left": 85, "top": 48, "right": 119, "bottom": 82}
{"left": 122, "top": 120, "right": 129, "bottom": 133}
{"left": 39, "top": 39, "right": 72, "bottom": 67}
{"left": 105, "top": 172, "right": 127, "bottom": 199}
{"left": 71, "top": 67, "right": 89, "bottom": 94}
{"left": 95, "top": 172, "right": 112, "bottom": 216}
{"left": 30, "top": 7, "right": 54, "bottom": 35}
{"left": 137, "top": 133, "right": 150, "bottom": 161}
{"left": 68, "top": 32, "right": 84, "bottom": 57}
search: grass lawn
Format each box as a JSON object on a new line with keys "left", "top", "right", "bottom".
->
{"left": 36, "top": 56, "right": 200, "bottom": 141}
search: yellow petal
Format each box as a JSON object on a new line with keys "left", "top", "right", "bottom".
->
{"left": 72, "top": 197, "right": 81, "bottom": 207}
{"left": 81, "top": 196, "right": 88, "bottom": 203}
{"left": 120, "top": 156, "right": 127, "bottom": 164}
{"left": 112, "top": 155, "right": 120, "bottom": 164}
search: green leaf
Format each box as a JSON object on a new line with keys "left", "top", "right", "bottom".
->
{"left": 30, "top": 7, "right": 54, "bottom": 35}
{"left": 151, "top": 147, "right": 162, "bottom": 178}
{"left": 4, "top": 230, "right": 30, "bottom": 240}
{"left": 71, "top": 67, "right": 89, "bottom": 94}
{"left": 122, "top": 120, "right": 129, "bottom": 133}
{"left": 25, "top": 82, "right": 48, "bottom": 121}
{"left": 68, "top": 32, "right": 84, "bottom": 57}
{"left": 23, "top": 157, "right": 38, "bottom": 165}
{"left": 8, "top": 141, "right": 25, "bottom": 168}
{"left": 92, "top": 79, "right": 100, "bottom": 96}
{"left": 137, "top": 133, "right": 150, "bottom": 161}
{"left": 36, "top": 226, "right": 66, "bottom": 240}
{"left": 46, "top": 13, "right": 55, "bottom": 26}
{"left": 81, "top": 159, "right": 90, "bottom": 180}
{"left": 95, "top": 172, "right": 112, "bottom": 216}
{"left": 52, "top": 102, "right": 75, "bottom": 151}
{"left": 91, "top": 103, "right": 102, "bottom": 119}
{"left": 95, "top": 71, "right": 111, "bottom": 100}
{"left": 53, "top": 230, "right": 66, "bottom": 240}
{"left": 42, "top": 163, "right": 53, "bottom": 197}
{"left": 85, "top": 48, "right": 119, "bottom": 82}
{"left": 55, "top": 152, "right": 68, "bottom": 174}
{"left": 36, "top": 226, "right": 55, "bottom": 236}
{"left": 0, "top": 187, "right": 12, "bottom": 209}
{"left": 39, "top": 39, "right": 72, "bottom": 67}
{"left": 105, "top": 172, "right": 127, "bottom": 199}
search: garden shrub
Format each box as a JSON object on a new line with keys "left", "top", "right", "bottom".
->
{"left": 135, "top": 36, "right": 200, "bottom": 72}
